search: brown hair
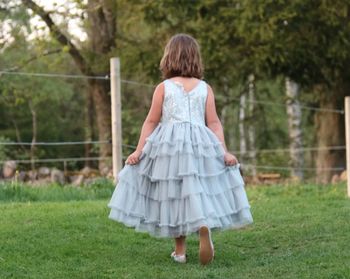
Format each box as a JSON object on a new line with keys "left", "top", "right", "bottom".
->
{"left": 160, "top": 33, "right": 204, "bottom": 79}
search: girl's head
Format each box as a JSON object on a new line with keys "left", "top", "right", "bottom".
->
{"left": 160, "top": 33, "right": 203, "bottom": 79}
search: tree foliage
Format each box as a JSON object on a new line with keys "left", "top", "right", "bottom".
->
{"left": 1, "top": 0, "right": 349, "bottom": 180}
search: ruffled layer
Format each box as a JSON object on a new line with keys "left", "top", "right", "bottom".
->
{"left": 138, "top": 122, "right": 227, "bottom": 181}
{"left": 117, "top": 164, "right": 244, "bottom": 200}
{"left": 109, "top": 206, "right": 253, "bottom": 238}
{"left": 138, "top": 154, "right": 234, "bottom": 181}
{"left": 108, "top": 165, "right": 253, "bottom": 237}
{"left": 108, "top": 122, "right": 253, "bottom": 238}
{"left": 142, "top": 140, "right": 224, "bottom": 158}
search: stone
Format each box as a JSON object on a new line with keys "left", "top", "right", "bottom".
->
{"left": 106, "top": 169, "right": 114, "bottom": 179}
{"left": 17, "top": 171, "right": 27, "bottom": 182}
{"left": 38, "top": 167, "right": 51, "bottom": 178}
{"left": 340, "top": 170, "right": 347, "bottom": 181}
{"left": 80, "top": 166, "right": 99, "bottom": 177}
{"left": 51, "top": 168, "right": 65, "bottom": 185}
{"left": 70, "top": 174, "right": 85, "bottom": 186}
{"left": 2, "top": 160, "right": 17, "bottom": 178}
{"left": 331, "top": 174, "right": 340, "bottom": 184}
{"left": 100, "top": 166, "right": 111, "bottom": 177}
{"left": 27, "top": 170, "right": 38, "bottom": 180}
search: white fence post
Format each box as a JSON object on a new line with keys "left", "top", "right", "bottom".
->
{"left": 110, "top": 57, "right": 122, "bottom": 183}
{"left": 345, "top": 96, "right": 350, "bottom": 197}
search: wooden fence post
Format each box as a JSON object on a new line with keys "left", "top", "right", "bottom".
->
{"left": 110, "top": 57, "right": 122, "bottom": 183}
{"left": 345, "top": 96, "right": 350, "bottom": 197}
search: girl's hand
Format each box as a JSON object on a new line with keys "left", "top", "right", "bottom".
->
{"left": 224, "top": 152, "right": 238, "bottom": 166}
{"left": 125, "top": 150, "right": 142, "bottom": 165}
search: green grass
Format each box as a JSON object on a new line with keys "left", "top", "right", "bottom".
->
{"left": 0, "top": 178, "right": 115, "bottom": 202}
{"left": 0, "top": 182, "right": 349, "bottom": 278}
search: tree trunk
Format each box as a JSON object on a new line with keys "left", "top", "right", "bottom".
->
{"left": 220, "top": 78, "right": 235, "bottom": 150}
{"left": 87, "top": 0, "right": 116, "bottom": 173}
{"left": 84, "top": 87, "right": 95, "bottom": 167}
{"left": 285, "top": 77, "right": 304, "bottom": 180}
{"left": 315, "top": 87, "right": 346, "bottom": 183}
{"left": 247, "top": 74, "right": 257, "bottom": 177}
{"left": 29, "top": 101, "right": 37, "bottom": 173}
{"left": 88, "top": 79, "right": 112, "bottom": 173}
{"left": 23, "top": 0, "right": 116, "bottom": 173}
{"left": 239, "top": 93, "right": 246, "bottom": 162}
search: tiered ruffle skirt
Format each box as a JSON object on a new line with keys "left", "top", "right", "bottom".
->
{"left": 108, "top": 122, "right": 253, "bottom": 238}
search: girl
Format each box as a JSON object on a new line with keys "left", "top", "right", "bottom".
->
{"left": 108, "top": 33, "right": 253, "bottom": 265}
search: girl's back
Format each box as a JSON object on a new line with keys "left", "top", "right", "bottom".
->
{"left": 169, "top": 77, "right": 201, "bottom": 93}
{"left": 161, "top": 77, "right": 208, "bottom": 126}
{"left": 108, "top": 33, "right": 253, "bottom": 265}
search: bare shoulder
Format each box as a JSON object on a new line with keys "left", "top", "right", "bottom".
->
{"left": 205, "top": 82, "right": 215, "bottom": 98}
{"left": 155, "top": 81, "right": 165, "bottom": 90}
{"left": 153, "top": 81, "right": 165, "bottom": 100}
{"left": 155, "top": 81, "right": 165, "bottom": 92}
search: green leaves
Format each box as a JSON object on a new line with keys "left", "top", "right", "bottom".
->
{"left": 234, "top": 0, "right": 350, "bottom": 86}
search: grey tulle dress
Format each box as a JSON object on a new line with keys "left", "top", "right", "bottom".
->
{"left": 108, "top": 79, "right": 253, "bottom": 238}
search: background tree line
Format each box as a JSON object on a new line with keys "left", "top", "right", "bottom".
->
{"left": 1, "top": 0, "right": 349, "bottom": 183}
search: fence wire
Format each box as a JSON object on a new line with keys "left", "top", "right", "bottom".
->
{"left": 0, "top": 140, "right": 345, "bottom": 154}
{"left": 0, "top": 156, "right": 344, "bottom": 172}
{"left": 0, "top": 70, "right": 347, "bottom": 177}
{"left": 0, "top": 140, "right": 110, "bottom": 146}
{"left": 0, "top": 70, "right": 344, "bottom": 114}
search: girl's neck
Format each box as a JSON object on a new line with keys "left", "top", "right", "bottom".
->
{"left": 170, "top": 76, "right": 199, "bottom": 81}
{"left": 168, "top": 77, "right": 201, "bottom": 93}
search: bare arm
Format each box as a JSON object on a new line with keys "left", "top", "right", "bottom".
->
{"left": 205, "top": 84, "right": 228, "bottom": 152}
{"left": 126, "top": 82, "right": 164, "bottom": 164}
{"left": 205, "top": 84, "right": 238, "bottom": 165}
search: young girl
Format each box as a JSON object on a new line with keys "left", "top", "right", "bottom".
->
{"left": 108, "top": 33, "right": 253, "bottom": 265}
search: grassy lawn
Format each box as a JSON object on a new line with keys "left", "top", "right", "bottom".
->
{"left": 0, "top": 181, "right": 349, "bottom": 279}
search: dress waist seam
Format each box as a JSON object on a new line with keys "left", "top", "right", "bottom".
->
{"left": 160, "top": 120, "right": 205, "bottom": 127}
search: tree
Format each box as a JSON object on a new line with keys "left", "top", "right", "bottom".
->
{"left": 21, "top": 0, "right": 116, "bottom": 173}
{"left": 2, "top": 0, "right": 349, "bottom": 182}
{"left": 237, "top": 0, "right": 350, "bottom": 182}
{"left": 285, "top": 78, "right": 303, "bottom": 180}
{"left": 0, "top": 37, "right": 83, "bottom": 169}
{"left": 1, "top": 1, "right": 97, "bottom": 171}
{"left": 143, "top": 0, "right": 350, "bottom": 182}
{"left": 239, "top": 92, "right": 246, "bottom": 162}
{"left": 247, "top": 74, "right": 257, "bottom": 178}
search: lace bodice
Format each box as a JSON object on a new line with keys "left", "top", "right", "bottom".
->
{"left": 161, "top": 79, "right": 208, "bottom": 126}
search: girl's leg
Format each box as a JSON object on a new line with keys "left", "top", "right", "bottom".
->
{"left": 174, "top": 235, "right": 186, "bottom": 255}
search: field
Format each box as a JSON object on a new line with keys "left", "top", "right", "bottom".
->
{"left": 0, "top": 181, "right": 349, "bottom": 279}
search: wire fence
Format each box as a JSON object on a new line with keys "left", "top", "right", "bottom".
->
{"left": 0, "top": 70, "right": 346, "bottom": 178}
{"left": 0, "top": 139, "right": 345, "bottom": 155}
{"left": 0, "top": 157, "right": 344, "bottom": 172}
{"left": 0, "top": 156, "right": 112, "bottom": 164}
{"left": 0, "top": 70, "right": 345, "bottom": 114}
{"left": 242, "top": 164, "right": 345, "bottom": 172}
{"left": 0, "top": 140, "right": 111, "bottom": 146}
{"left": 0, "top": 139, "right": 346, "bottom": 172}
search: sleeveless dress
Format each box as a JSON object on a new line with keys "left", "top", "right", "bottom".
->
{"left": 108, "top": 79, "right": 253, "bottom": 238}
